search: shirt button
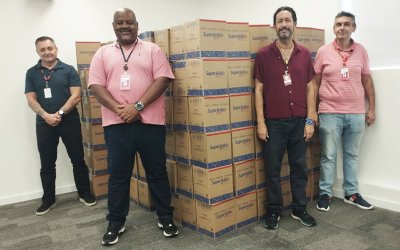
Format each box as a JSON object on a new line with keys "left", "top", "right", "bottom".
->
{"left": 290, "top": 103, "right": 293, "bottom": 106}
{"left": 289, "top": 91, "right": 292, "bottom": 94}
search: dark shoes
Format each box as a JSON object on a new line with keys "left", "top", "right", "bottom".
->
{"left": 344, "top": 193, "right": 374, "bottom": 210}
{"left": 36, "top": 200, "right": 56, "bottom": 215}
{"left": 264, "top": 213, "right": 281, "bottom": 230}
{"left": 157, "top": 221, "right": 179, "bottom": 237}
{"left": 79, "top": 193, "right": 97, "bottom": 206}
{"left": 102, "top": 223, "right": 126, "bottom": 246}
{"left": 317, "top": 194, "right": 331, "bottom": 212}
{"left": 291, "top": 210, "right": 316, "bottom": 227}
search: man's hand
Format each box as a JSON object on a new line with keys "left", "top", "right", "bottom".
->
{"left": 257, "top": 122, "right": 269, "bottom": 142}
{"left": 43, "top": 113, "right": 61, "bottom": 126}
{"left": 304, "top": 124, "right": 314, "bottom": 141}
{"left": 117, "top": 104, "right": 140, "bottom": 123}
{"left": 366, "top": 109, "right": 376, "bottom": 126}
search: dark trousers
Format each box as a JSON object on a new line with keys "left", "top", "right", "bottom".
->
{"left": 104, "top": 122, "right": 173, "bottom": 225}
{"left": 263, "top": 117, "right": 308, "bottom": 214}
{"left": 36, "top": 117, "right": 91, "bottom": 204}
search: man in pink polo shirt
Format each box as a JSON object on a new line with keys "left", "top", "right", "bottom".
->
{"left": 88, "top": 8, "right": 177, "bottom": 246}
{"left": 314, "top": 11, "right": 376, "bottom": 212}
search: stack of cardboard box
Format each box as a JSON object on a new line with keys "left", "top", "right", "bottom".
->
{"left": 75, "top": 42, "right": 110, "bottom": 199}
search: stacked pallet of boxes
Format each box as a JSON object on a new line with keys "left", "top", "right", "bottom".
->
{"left": 75, "top": 42, "right": 109, "bottom": 198}
{"left": 151, "top": 22, "right": 325, "bottom": 237}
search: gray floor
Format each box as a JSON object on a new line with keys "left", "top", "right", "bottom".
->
{"left": 1, "top": 192, "right": 399, "bottom": 250}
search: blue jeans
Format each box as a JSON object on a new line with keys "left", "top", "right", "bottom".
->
{"left": 36, "top": 116, "right": 91, "bottom": 204}
{"left": 263, "top": 117, "right": 308, "bottom": 214}
{"left": 318, "top": 114, "right": 365, "bottom": 196}
{"left": 104, "top": 122, "right": 173, "bottom": 226}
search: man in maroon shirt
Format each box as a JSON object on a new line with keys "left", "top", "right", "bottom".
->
{"left": 254, "top": 6, "right": 317, "bottom": 230}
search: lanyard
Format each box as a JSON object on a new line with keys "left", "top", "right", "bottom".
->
{"left": 119, "top": 39, "right": 138, "bottom": 71}
{"left": 334, "top": 40, "right": 353, "bottom": 67}
{"left": 40, "top": 69, "right": 54, "bottom": 88}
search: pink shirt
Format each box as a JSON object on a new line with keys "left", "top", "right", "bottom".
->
{"left": 89, "top": 39, "right": 174, "bottom": 126}
{"left": 314, "top": 40, "right": 370, "bottom": 114}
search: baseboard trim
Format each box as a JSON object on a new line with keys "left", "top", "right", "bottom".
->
{"left": 0, "top": 185, "right": 77, "bottom": 206}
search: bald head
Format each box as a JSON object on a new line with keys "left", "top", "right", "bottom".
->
{"left": 112, "top": 8, "right": 138, "bottom": 45}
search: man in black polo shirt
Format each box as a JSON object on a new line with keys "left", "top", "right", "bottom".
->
{"left": 25, "top": 36, "right": 96, "bottom": 215}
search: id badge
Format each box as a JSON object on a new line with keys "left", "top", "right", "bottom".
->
{"left": 341, "top": 67, "right": 350, "bottom": 81}
{"left": 44, "top": 88, "right": 52, "bottom": 98}
{"left": 283, "top": 72, "right": 292, "bottom": 86}
{"left": 120, "top": 74, "right": 131, "bottom": 90}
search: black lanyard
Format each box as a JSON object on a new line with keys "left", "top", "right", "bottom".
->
{"left": 119, "top": 39, "right": 138, "bottom": 71}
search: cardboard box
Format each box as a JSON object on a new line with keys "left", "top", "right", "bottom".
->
{"left": 188, "top": 96, "right": 230, "bottom": 133}
{"left": 254, "top": 126, "right": 263, "bottom": 159}
{"left": 169, "top": 24, "right": 186, "bottom": 61}
{"left": 172, "top": 61, "right": 188, "bottom": 96}
{"left": 193, "top": 165, "right": 234, "bottom": 205}
{"left": 136, "top": 153, "right": 146, "bottom": 182}
{"left": 174, "top": 130, "right": 191, "bottom": 165}
{"left": 171, "top": 194, "right": 181, "bottom": 223}
{"left": 166, "top": 160, "right": 178, "bottom": 194}
{"left": 84, "top": 146, "right": 108, "bottom": 175}
{"left": 164, "top": 96, "right": 173, "bottom": 128}
{"left": 249, "top": 25, "right": 274, "bottom": 59}
{"left": 235, "top": 191, "right": 257, "bottom": 228}
{"left": 226, "top": 22, "right": 250, "bottom": 58}
{"left": 154, "top": 29, "right": 170, "bottom": 60}
{"left": 186, "top": 59, "right": 228, "bottom": 96}
{"left": 139, "top": 31, "right": 155, "bottom": 43}
{"left": 256, "top": 188, "right": 267, "bottom": 220}
{"left": 294, "top": 27, "right": 325, "bottom": 60}
{"left": 190, "top": 131, "right": 232, "bottom": 169}
{"left": 281, "top": 180, "right": 291, "bottom": 210}
{"left": 307, "top": 143, "right": 321, "bottom": 170}
{"left": 81, "top": 91, "right": 101, "bottom": 121}
{"left": 173, "top": 96, "right": 189, "bottom": 131}
{"left": 180, "top": 196, "right": 197, "bottom": 230}
{"left": 231, "top": 127, "right": 255, "bottom": 163}
{"left": 255, "top": 158, "right": 266, "bottom": 189}
{"left": 233, "top": 159, "right": 256, "bottom": 196}
{"left": 177, "top": 163, "right": 193, "bottom": 198}
{"left": 229, "top": 94, "right": 252, "bottom": 129}
{"left": 89, "top": 172, "right": 109, "bottom": 198}
{"left": 138, "top": 180, "right": 154, "bottom": 211}
{"left": 78, "top": 69, "right": 90, "bottom": 89}
{"left": 81, "top": 119, "right": 105, "bottom": 145}
{"left": 130, "top": 177, "right": 139, "bottom": 203}
{"left": 196, "top": 199, "right": 236, "bottom": 238}
{"left": 280, "top": 151, "right": 290, "bottom": 180}
{"left": 165, "top": 129, "right": 175, "bottom": 161}
{"left": 75, "top": 42, "right": 101, "bottom": 69}
{"left": 185, "top": 19, "right": 227, "bottom": 59}
{"left": 227, "top": 59, "right": 252, "bottom": 94}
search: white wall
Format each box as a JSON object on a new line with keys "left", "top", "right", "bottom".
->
{"left": 1, "top": 0, "right": 399, "bottom": 212}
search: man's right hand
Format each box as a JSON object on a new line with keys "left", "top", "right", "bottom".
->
{"left": 43, "top": 113, "right": 61, "bottom": 126}
{"left": 257, "top": 122, "right": 269, "bottom": 142}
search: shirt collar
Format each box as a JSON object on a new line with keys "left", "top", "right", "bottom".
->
{"left": 272, "top": 39, "right": 301, "bottom": 54}
{"left": 113, "top": 38, "right": 141, "bottom": 48}
{"left": 35, "top": 59, "right": 62, "bottom": 70}
{"left": 333, "top": 38, "right": 355, "bottom": 52}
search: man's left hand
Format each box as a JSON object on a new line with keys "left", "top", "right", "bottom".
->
{"left": 304, "top": 124, "right": 314, "bottom": 142}
{"left": 366, "top": 109, "right": 376, "bottom": 126}
{"left": 117, "top": 104, "right": 140, "bottom": 123}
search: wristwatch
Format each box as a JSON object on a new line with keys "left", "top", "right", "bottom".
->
{"left": 134, "top": 101, "right": 144, "bottom": 112}
{"left": 58, "top": 109, "right": 64, "bottom": 116}
{"left": 305, "top": 118, "right": 314, "bottom": 125}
